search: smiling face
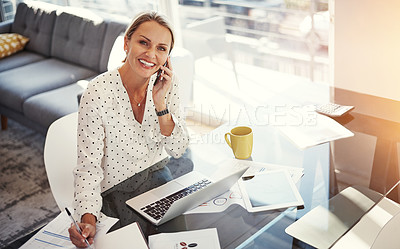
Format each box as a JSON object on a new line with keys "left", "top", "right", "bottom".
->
{"left": 124, "top": 21, "right": 172, "bottom": 79}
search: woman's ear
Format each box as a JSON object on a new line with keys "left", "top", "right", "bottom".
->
{"left": 123, "top": 36, "right": 129, "bottom": 52}
{"left": 122, "top": 36, "right": 129, "bottom": 63}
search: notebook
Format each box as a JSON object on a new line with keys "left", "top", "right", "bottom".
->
{"left": 126, "top": 161, "right": 249, "bottom": 225}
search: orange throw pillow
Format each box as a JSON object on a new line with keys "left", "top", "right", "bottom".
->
{"left": 0, "top": 33, "right": 30, "bottom": 59}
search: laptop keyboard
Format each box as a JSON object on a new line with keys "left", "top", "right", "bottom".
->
{"left": 140, "top": 178, "right": 212, "bottom": 221}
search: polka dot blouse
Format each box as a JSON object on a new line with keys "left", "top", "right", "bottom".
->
{"left": 72, "top": 68, "right": 189, "bottom": 220}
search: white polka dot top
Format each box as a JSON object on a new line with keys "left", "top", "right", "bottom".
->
{"left": 73, "top": 68, "right": 189, "bottom": 219}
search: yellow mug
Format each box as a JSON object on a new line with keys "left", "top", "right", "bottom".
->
{"left": 224, "top": 126, "right": 253, "bottom": 159}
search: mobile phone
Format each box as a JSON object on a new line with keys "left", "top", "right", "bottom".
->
{"left": 154, "top": 60, "right": 168, "bottom": 86}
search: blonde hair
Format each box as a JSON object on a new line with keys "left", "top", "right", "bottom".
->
{"left": 125, "top": 11, "right": 175, "bottom": 52}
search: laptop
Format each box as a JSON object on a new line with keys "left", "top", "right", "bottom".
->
{"left": 126, "top": 160, "right": 249, "bottom": 225}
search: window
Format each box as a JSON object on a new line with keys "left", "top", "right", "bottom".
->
{"left": 0, "top": 0, "right": 16, "bottom": 22}
{"left": 26, "top": 0, "right": 157, "bottom": 16}
{"left": 179, "top": 0, "right": 329, "bottom": 83}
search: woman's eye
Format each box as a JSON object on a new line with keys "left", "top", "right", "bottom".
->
{"left": 158, "top": 46, "right": 166, "bottom": 52}
{"left": 139, "top": 40, "right": 147, "bottom": 45}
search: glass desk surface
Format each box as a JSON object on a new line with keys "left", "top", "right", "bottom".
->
{"left": 144, "top": 88, "right": 400, "bottom": 249}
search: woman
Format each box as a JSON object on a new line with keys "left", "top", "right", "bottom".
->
{"left": 68, "top": 11, "right": 189, "bottom": 247}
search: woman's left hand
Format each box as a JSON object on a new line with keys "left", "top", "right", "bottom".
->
{"left": 152, "top": 56, "right": 173, "bottom": 111}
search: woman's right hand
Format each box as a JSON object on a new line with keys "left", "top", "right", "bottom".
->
{"left": 68, "top": 213, "right": 96, "bottom": 248}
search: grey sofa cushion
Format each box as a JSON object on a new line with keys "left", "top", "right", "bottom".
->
{"left": 23, "top": 81, "right": 88, "bottom": 128}
{"left": 99, "top": 20, "right": 128, "bottom": 72}
{"left": 0, "top": 51, "right": 45, "bottom": 72}
{"left": 0, "top": 58, "right": 96, "bottom": 112}
{"left": 11, "top": 1, "right": 57, "bottom": 57}
{"left": 51, "top": 9, "right": 107, "bottom": 72}
{"left": 0, "top": 19, "right": 12, "bottom": 33}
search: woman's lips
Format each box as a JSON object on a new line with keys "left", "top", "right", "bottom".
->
{"left": 139, "top": 59, "right": 155, "bottom": 68}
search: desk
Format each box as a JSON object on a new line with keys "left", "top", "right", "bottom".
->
{"left": 151, "top": 87, "right": 400, "bottom": 248}
{"left": 146, "top": 123, "right": 330, "bottom": 249}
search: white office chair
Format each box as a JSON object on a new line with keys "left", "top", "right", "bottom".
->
{"left": 182, "top": 16, "right": 239, "bottom": 88}
{"left": 371, "top": 210, "right": 400, "bottom": 249}
{"left": 44, "top": 112, "right": 78, "bottom": 211}
{"left": 44, "top": 111, "right": 170, "bottom": 212}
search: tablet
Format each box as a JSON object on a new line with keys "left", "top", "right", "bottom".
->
{"left": 238, "top": 169, "right": 304, "bottom": 212}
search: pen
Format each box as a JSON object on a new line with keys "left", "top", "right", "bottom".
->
{"left": 65, "top": 207, "right": 92, "bottom": 249}
{"left": 242, "top": 175, "right": 255, "bottom": 181}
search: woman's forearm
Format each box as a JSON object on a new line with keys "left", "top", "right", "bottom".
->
{"left": 157, "top": 111, "right": 175, "bottom": 136}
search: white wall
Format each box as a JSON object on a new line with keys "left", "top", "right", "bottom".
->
{"left": 331, "top": 0, "right": 400, "bottom": 101}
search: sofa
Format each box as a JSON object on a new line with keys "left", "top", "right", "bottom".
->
{"left": 0, "top": 1, "right": 194, "bottom": 135}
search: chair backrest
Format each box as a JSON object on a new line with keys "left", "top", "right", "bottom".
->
{"left": 185, "top": 16, "right": 226, "bottom": 35}
{"left": 182, "top": 16, "right": 229, "bottom": 60}
{"left": 371, "top": 210, "right": 400, "bottom": 249}
{"left": 44, "top": 112, "right": 78, "bottom": 211}
{"left": 182, "top": 16, "right": 239, "bottom": 87}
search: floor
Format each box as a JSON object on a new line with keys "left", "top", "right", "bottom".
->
{"left": 186, "top": 56, "right": 331, "bottom": 126}
{"left": 184, "top": 55, "right": 330, "bottom": 146}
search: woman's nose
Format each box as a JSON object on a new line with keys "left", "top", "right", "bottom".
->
{"left": 145, "top": 47, "right": 156, "bottom": 58}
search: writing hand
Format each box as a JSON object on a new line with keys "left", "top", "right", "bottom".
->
{"left": 68, "top": 213, "right": 96, "bottom": 248}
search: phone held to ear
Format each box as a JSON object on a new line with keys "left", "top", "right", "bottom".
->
{"left": 154, "top": 61, "right": 168, "bottom": 86}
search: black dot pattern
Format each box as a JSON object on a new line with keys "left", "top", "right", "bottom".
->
{"left": 72, "top": 69, "right": 190, "bottom": 220}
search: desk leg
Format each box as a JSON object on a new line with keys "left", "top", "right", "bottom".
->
{"left": 1, "top": 115, "right": 7, "bottom": 130}
{"left": 370, "top": 138, "right": 399, "bottom": 202}
{"left": 329, "top": 144, "right": 339, "bottom": 198}
{"left": 298, "top": 144, "right": 330, "bottom": 216}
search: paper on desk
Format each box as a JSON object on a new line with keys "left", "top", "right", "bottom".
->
{"left": 184, "top": 160, "right": 304, "bottom": 214}
{"left": 95, "top": 222, "right": 149, "bottom": 249}
{"left": 240, "top": 160, "right": 304, "bottom": 183}
{"left": 278, "top": 112, "right": 354, "bottom": 150}
{"left": 19, "top": 211, "right": 75, "bottom": 249}
{"left": 19, "top": 210, "right": 121, "bottom": 249}
{"left": 148, "top": 228, "right": 220, "bottom": 249}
